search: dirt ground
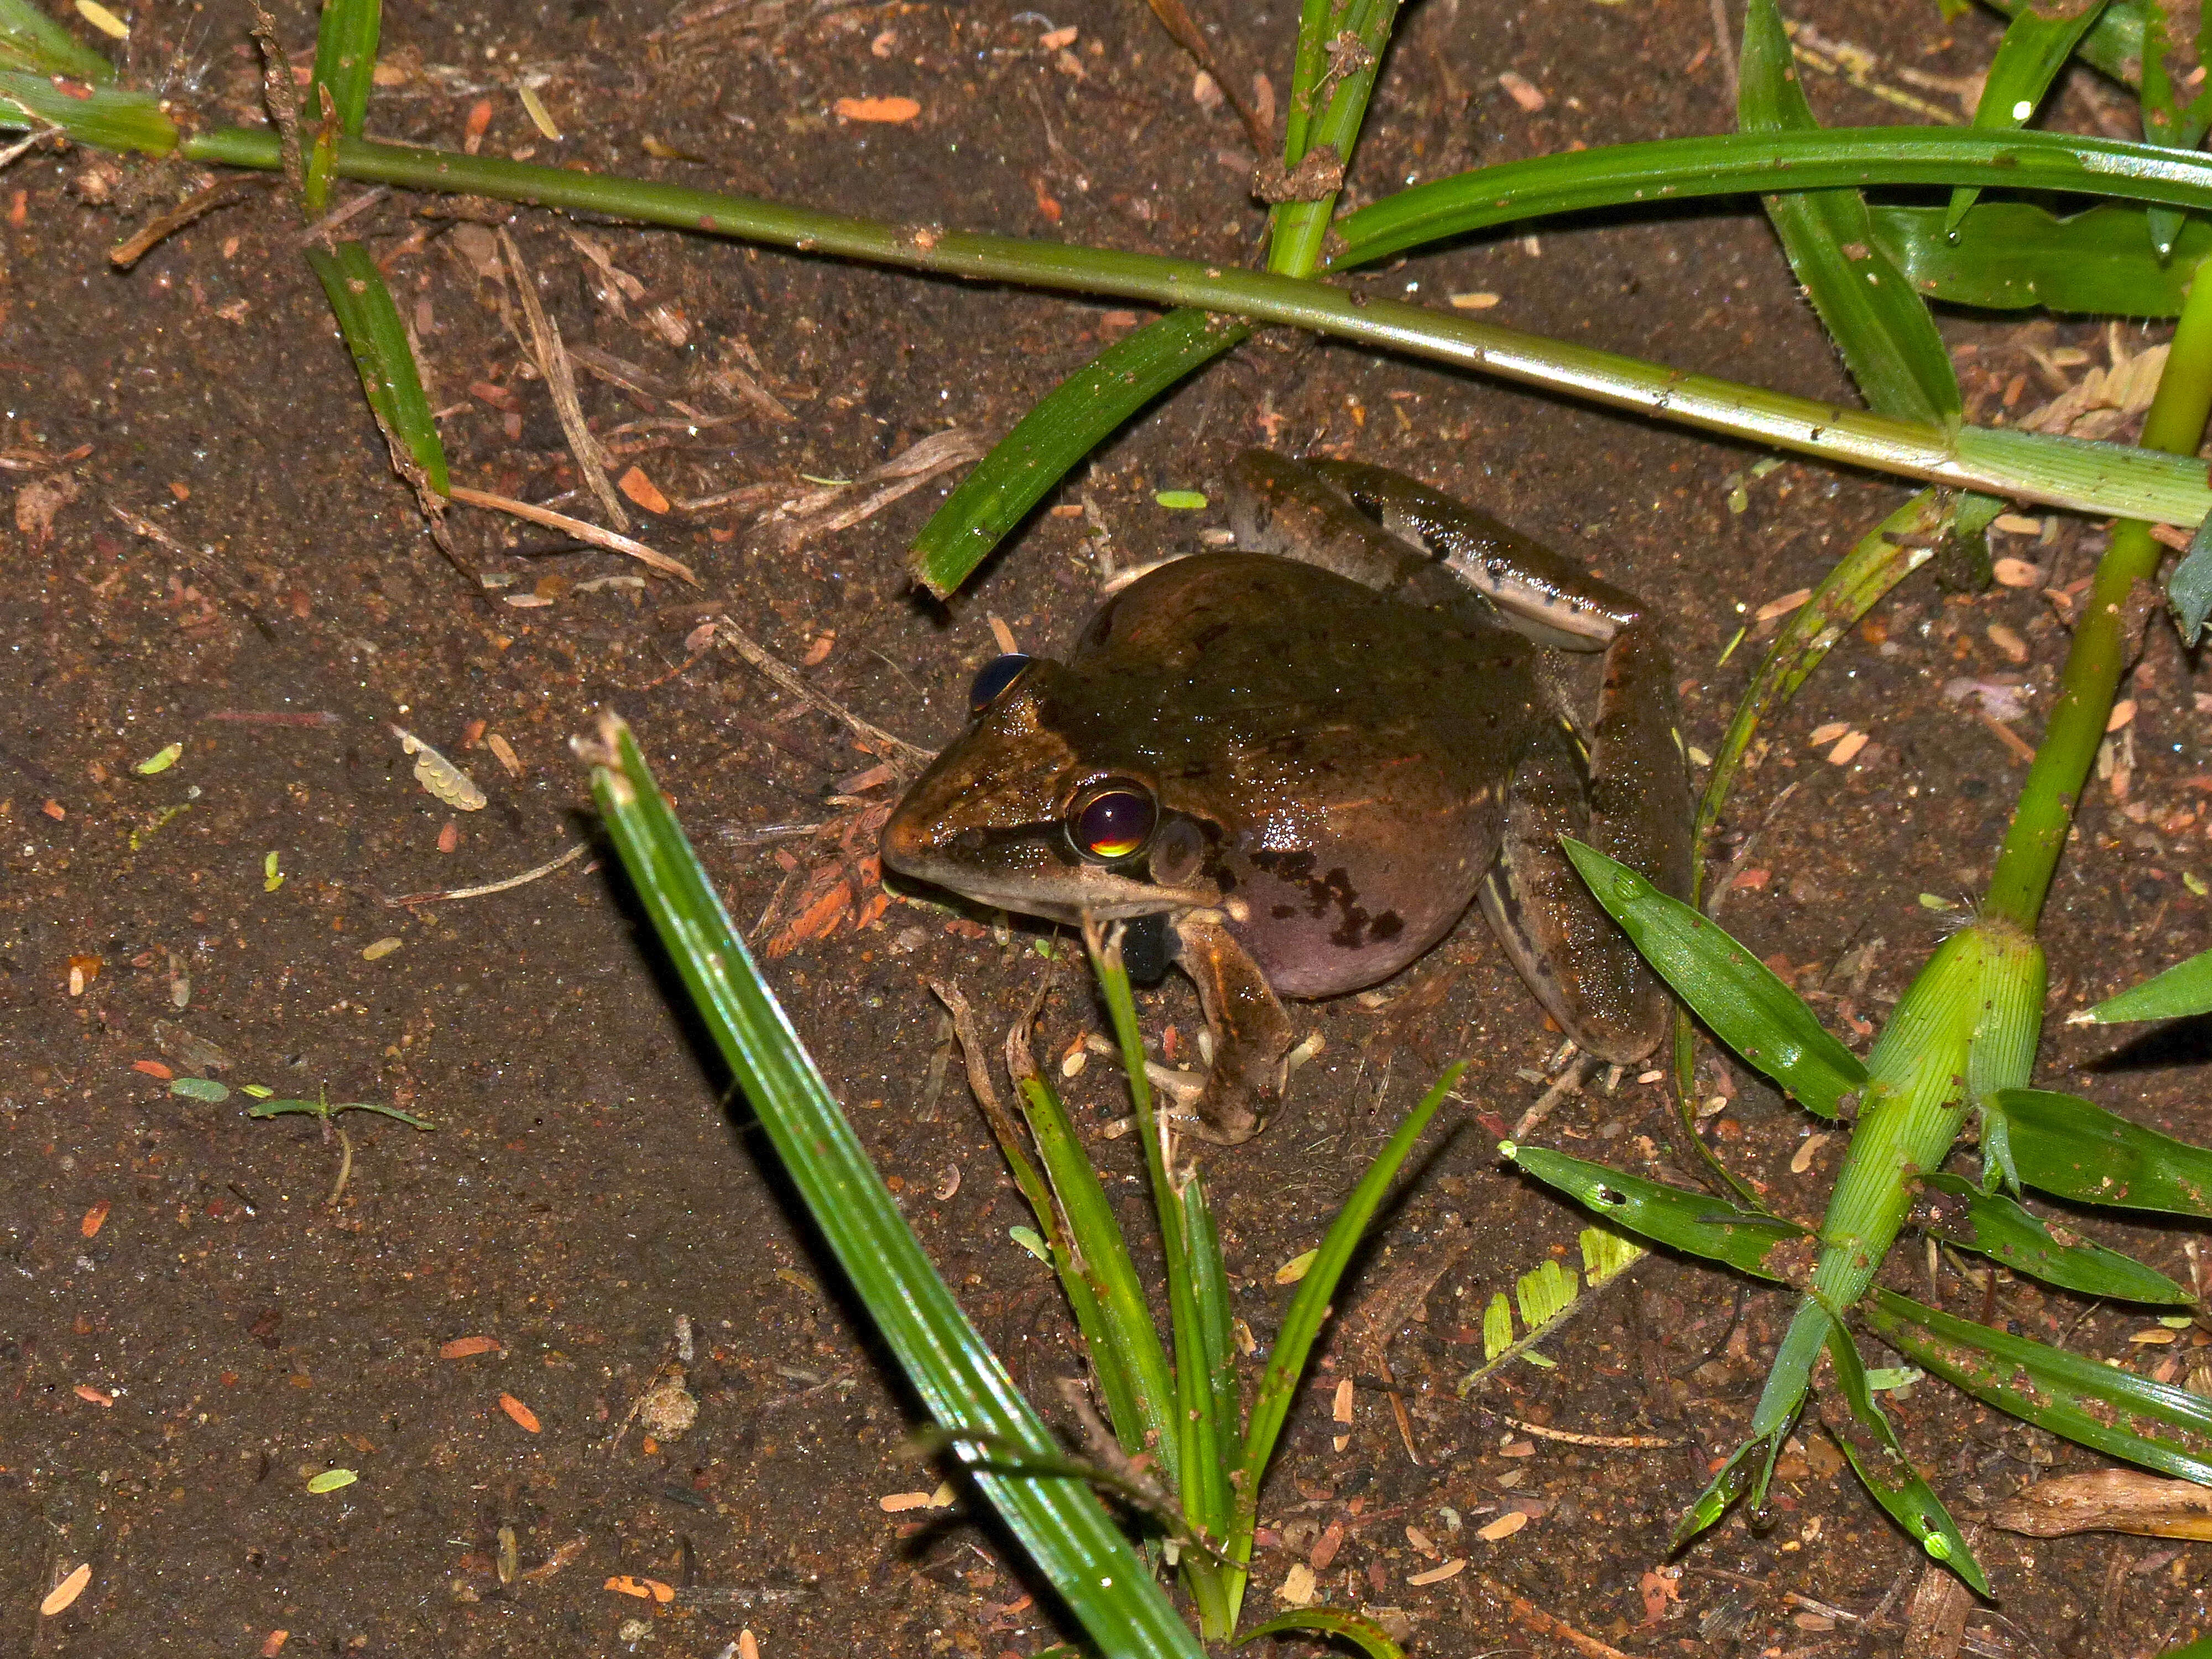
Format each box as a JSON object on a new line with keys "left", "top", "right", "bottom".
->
{"left": 6, "top": 0, "right": 2212, "bottom": 1653}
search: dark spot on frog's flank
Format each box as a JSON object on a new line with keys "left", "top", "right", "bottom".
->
{"left": 1271, "top": 903, "right": 1296, "bottom": 919}
{"left": 1254, "top": 848, "right": 1393, "bottom": 950}
{"left": 1250, "top": 847, "right": 1318, "bottom": 884}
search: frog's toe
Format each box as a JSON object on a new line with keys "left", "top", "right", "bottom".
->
{"left": 1176, "top": 1076, "right": 1271, "bottom": 1146}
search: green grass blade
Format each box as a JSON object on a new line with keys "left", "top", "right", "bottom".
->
{"left": 586, "top": 718, "right": 1203, "bottom": 1658}
{"left": 1504, "top": 1146, "right": 1808, "bottom": 1280}
{"left": 1266, "top": 0, "right": 1401, "bottom": 276}
{"left": 1180, "top": 1175, "right": 1243, "bottom": 1484}
{"left": 1867, "top": 1288, "right": 2212, "bottom": 1484}
{"left": 1916, "top": 1171, "right": 2190, "bottom": 1303}
{"left": 1328, "top": 126, "right": 2212, "bottom": 272}
{"left": 0, "top": 0, "right": 113, "bottom": 81}
{"left": 1673, "top": 1298, "right": 1828, "bottom": 1548}
{"left": 1694, "top": 491, "right": 1948, "bottom": 884}
{"left": 1230, "top": 1066, "right": 1459, "bottom": 1568}
{"left": 1870, "top": 200, "right": 2212, "bottom": 315}
{"left": 1820, "top": 1317, "right": 1987, "bottom": 1592}
{"left": 174, "top": 127, "right": 2212, "bottom": 527}
{"left": 1561, "top": 838, "right": 1866, "bottom": 1117}
{"left": 1992, "top": 1087, "right": 2212, "bottom": 1216}
{"left": 1947, "top": 0, "right": 2110, "bottom": 231}
{"left": 909, "top": 309, "right": 1244, "bottom": 597}
{"left": 2091, "top": 943, "right": 2212, "bottom": 1022}
{"left": 1010, "top": 1073, "right": 1180, "bottom": 1483}
{"left": 2137, "top": 0, "right": 2212, "bottom": 255}
{"left": 304, "top": 241, "right": 450, "bottom": 495}
{"left": 1737, "top": 0, "right": 1959, "bottom": 426}
{"left": 2170, "top": 519, "right": 2212, "bottom": 644}
{"left": 1280, "top": 0, "right": 1334, "bottom": 165}
{"left": 0, "top": 69, "right": 173, "bottom": 152}
{"left": 1979, "top": 0, "right": 2142, "bottom": 87}
{"left": 1237, "top": 1606, "right": 1405, "bottom": 1657}
{"left": 303, "top": 0, "right": 382, "bottom": 217}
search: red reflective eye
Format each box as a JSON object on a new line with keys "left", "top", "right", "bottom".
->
{"left": 1070, "top": 784, "right": 1156, "bottom": 863}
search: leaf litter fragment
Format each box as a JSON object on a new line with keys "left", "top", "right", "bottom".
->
{"left": 40, "top": 1562, "right": 91, "bottom": 1616}
{"left": 305, "top": 1469, "right": 358, "bottom": 1494}
{"left": 391, "top": 725, "right": 487, "bottom": 811}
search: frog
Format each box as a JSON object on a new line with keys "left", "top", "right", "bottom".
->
{"left": 879, "top": 450, "right": 1693, "bottom": 1144}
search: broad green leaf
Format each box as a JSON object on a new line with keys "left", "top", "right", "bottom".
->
{"left": 303, "top": 0, "right": 382, "bottom": 217}
{"left": 1237, "top": 1605, "right": 1404, "bottom": 1658}
{"left": 305, "top": 241, "right": 450, "bottom": 495}
{"left": 1867, "top": 1288, "right": 2212, "bottom": 1485}
{"left": 1819, "top": 1317, "right": 1987, "bottom": 1592}
{"left": 2169, "top": 519, "right": 2212, "bottom": 644}
{"left": 0, "top": 69, "right": 173, "bottom": 153}
{"left": 1870, "top": 200, "right": 2212, "bottom": 315}
{"left": 0, "top": 0, "right": 114, "bottom": 81}
{"left": 1738, "top": 0, "right": 1959, "bottom": 425}
{"left": 1916, "top": 1171, "right": 2189, "bottom": 1304}
{"left": 1993, "top": 1087, "right": 2212, "bottom": 1215}
{"left": 909, "top": 309, "right": 1244, "bottom": 597}
{"left": 168, "top": 1077, "right": 230, "bottom": 1103}
{"left": 587, "top": 717, "right": 1204, "bottom": 1657}
{"left": 2157, "top": 1632, "right": 2212, "bottom": 1659}
{"left": 1561, "top": 839, "right": 1866, "bottom": 1117}
{"left": 1504, "top": 1145, "right": 1811, "bottom": 1280}
{"left": 1946, "top": 0, "right": 2110, "bottom": 231}
{"left": 2093, "top": 942, "right": 2212, "bottom": 1020}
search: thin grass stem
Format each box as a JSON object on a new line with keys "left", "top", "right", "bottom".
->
{"left": 166, "top": 128, "right": 2212, "bottom": 528}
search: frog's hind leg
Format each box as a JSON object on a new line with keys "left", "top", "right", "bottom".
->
{"left": 1481, "top": 714, "right": 1686, "bottom": 1065}
{"left": 1310, "top": 458, "right": 1644, "bottom": 650}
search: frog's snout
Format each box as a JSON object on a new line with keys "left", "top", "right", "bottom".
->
{"left": 877, "top": 796, "right": 932, "bottom": 877}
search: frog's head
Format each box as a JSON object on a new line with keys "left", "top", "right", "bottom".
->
{"left": 880, "top": 653, "right": 1218, "bottom": 924}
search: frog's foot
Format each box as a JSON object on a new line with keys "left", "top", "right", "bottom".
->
{"left": 1171, "top": 910, "right": 1294, "bottom": 1145}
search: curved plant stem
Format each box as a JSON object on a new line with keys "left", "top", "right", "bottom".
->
{"left": 1330, "top": 124, "right": 2212, "bottom": 270}
{"left": 1984, "top": 269, "right": 2212, "bottom": 930}
{"left": 173, "top": 127, "right": 2212, "bottom": 528}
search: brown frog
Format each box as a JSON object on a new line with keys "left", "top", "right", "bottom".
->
{"left": 880, "top": 452, "right": 1693, "bottom": 1142}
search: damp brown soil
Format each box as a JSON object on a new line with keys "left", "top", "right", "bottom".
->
{"left": 4, "top": 1, "right": 2212, "bottom": 1654}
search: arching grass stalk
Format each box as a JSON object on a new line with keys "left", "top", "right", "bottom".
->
{"left": 154, "top": 127, "right": 2212, "bottom": 539}
{"left": 1985, "top": 267, "right": 2212, "bottom": 931}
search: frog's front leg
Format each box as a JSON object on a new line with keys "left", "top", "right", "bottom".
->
{"left": 1316, "top": 459, "right": 1695, "bottom": 1059}
{"left": 1171, "top": 910, "right": 1293, "bottom": 1145}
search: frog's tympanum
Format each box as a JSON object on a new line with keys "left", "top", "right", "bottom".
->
{"left": 881, "top": 452, "right": 1693, "bottom": 1144}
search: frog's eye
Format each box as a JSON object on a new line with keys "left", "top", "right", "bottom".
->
{"left": 1068, "top": 781, "right": 1157, "bottom": 864}
{"left": 967, "top": 653, "right": 1032, "bottom": 717}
